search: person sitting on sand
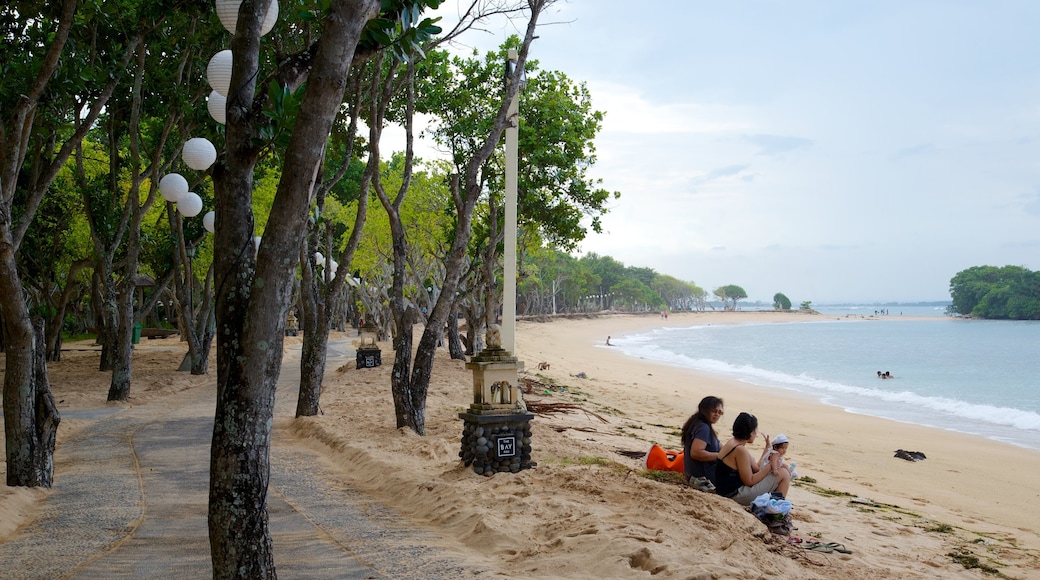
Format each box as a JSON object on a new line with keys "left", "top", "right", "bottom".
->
{"left": 681, "top": 396, "right": 725, "bottom": 492}
{"left": 759, "top": 433, "right": 798, "bottom": 479}
{"left": 606, "top": 336, "right": 613, "bottom": 346}
{"left": 714, "top": 412, "right": 791, "bottom": 504}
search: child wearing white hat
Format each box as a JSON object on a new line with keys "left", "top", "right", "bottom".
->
{"left": 759, "top": 433, "right": 798, "bottom": 479}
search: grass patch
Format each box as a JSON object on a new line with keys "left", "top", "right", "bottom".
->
{"left": 925, "top": 522, "right": 955, "bottom": 534}
{"left": 552, "top": 456, "right": 628, "bottom": 473}
{"left": 947, "top": 549, "right": 1009, "bottom": 578}
{"left": 639, "top": 470, "right": 686, "bottom": 485}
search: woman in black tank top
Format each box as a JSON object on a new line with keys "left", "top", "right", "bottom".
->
{"left": 714, "top": 412, "right": 791, "bottom": 505}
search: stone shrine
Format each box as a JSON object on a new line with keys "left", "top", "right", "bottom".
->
{"left": 458, "top": 325, "right": 534, "bottom": 475}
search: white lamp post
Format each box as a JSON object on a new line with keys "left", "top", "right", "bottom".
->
{"left": 503, "top": 49, "right": 524, "bottom": 355}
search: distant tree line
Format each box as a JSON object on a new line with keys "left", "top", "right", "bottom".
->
{"left": 949, "top": 265, "right": 1040, "bottom": 319}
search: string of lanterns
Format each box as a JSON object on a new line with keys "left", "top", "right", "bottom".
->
{"left": 158, "top": 0, "right": 280, "bottom": 237}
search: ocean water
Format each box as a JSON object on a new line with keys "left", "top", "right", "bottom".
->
{"left": 613, "top": 313, "right": 1040, "bottom": 450}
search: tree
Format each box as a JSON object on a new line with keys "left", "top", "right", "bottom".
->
{"left": 2, "top": 0, "right": 143, "bottom": 488}
{"left": 773, "top": 292, "right": 791, "bottom": 311}
{"left": 366, "top": 2, "right": 551, "bottom": 435}
{"left": 800, "top": 300, "right": 813, "bottom": 311}
{"left": 205, "top": 0, "right": 408, "bottom": 574}
{"left": 949, "top": 265, "right": 1040, "bottom": 319}
{"left": 713, "top": 284, "right": 747, "bottom": 311}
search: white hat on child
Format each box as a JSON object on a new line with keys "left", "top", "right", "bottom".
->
{"left": 772, "top": 433, "right": 789, "bottom": 446}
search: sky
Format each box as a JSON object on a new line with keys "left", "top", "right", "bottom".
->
{"left": 391, "top": 0, "right": 1040, "bottom": 304}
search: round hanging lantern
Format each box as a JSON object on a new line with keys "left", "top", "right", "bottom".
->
{"left": 203, "top": 211, "right": 216, "bottom": 233}
{"left": 207, "top": 91, "right": 227, "bottom": 125}
{"left": 207, "top": 50, "right": 233, "bottom": 97}
{"left": 314, "top": 251, "right": 325, "bottom": 266}
{"left": 215, "top": 0, "right": 279, "bottom": 36}
{"left": 183, "top": 138, "right": 217, "bottom": 171}
{"left": 159, "top": 173, "right": 189, "bottom": 203}
{"left": 328, "top": 260, "right": 338, "bottom": 278}
{"left": 178, "top": 192, "right": 204, "bottom": 217}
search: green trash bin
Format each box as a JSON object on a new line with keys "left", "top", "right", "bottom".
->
{"left": 132, "top": 323, "right": 142, "bottom": 344}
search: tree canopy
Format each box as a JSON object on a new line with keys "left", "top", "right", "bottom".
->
{"left": 949, "top": 265, "right": 1040, "bottom": 320}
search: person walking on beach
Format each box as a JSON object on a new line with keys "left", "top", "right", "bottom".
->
{"left": 681, "top": 396, "right": 725, "bottom": 492}
{"left": 714, "top": 412, "right": 790, "bottom": 504}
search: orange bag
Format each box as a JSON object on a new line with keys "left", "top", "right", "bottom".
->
{"left": 644, "top": 444, "right": 685, "bottom": 473}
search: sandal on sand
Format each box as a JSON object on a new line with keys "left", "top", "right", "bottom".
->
{"left": 689, "top": 476, "right": 716, "bottom": 493}
{"left": 826, "top": 543, "right": 852, "bottom": 554}
{"left": 804, "top": 541, "right": 852, "bottom": 554}
{"left": 787, "top": 537, "right": 803, "bottom": 544}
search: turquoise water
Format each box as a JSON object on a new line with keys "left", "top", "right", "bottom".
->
{"left": 614, "top": 314, "right": 1040, "bottom": 450}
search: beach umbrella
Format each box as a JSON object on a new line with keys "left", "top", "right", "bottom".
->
{"left": 159, "top": 173, "right": 189, "bottom": 203}
{"left": 182, "top": 138, "right": 217, "bottom": 171}
{"left": 207, "top": 91, "right": 227, "bottom": 125}
{"left": 178, "top": 192, "right": 204, "bottom": 217}
{"left": 215, "top": 0, "right": 279, "bottom": 36}
{"left": 203, "top": 211, "right": 216, "bottom": 233}
{"left": 207, "top": 50, "right": 233, "bottom": 97}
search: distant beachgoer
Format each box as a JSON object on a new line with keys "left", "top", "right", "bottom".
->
{"left": 681, "top": 396, "right": 725, "bottom": 492}
{"left": 606, "top": 336, "right": 613, "bottom": 346}
{"left": 759, "top": 433, "right": 798, "bottom": 479}
{"left": 877, "top": 371, "right": 883, "bottom": 378}
{"left": 714, "top": 412, "right": 791, "bottom": 505}
{"left": 884, "top": 371, "right": 893, "bottom": 379}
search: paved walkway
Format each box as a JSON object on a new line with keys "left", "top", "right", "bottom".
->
{"left": 0, "top": 340, "right": 483, "bottom": 579}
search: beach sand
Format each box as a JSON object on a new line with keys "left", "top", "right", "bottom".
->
{"left": 3, "top": 311, "right": 1040, "bottom": 578}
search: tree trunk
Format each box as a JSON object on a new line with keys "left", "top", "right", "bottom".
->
{"left": 208, "top": 1, "right": 378, "bottom": 576}
{"left": 296, "top": 240, "right": 327, "bottom": 417}
{"left": 1, "top": 246, "right": 61, "bottom": 487}
{"left": 106, "top": 287, "right": 135, "bottom": 401}
{"left": 446, "top": 304, "right": 465, "bottom": 360}
{"left": 1, "top": 226, "right": 56, "bottom": 487}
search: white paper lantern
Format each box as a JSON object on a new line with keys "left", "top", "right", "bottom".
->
{"left": 183, "top": 138, "right": 217, "bottom": 171}
{"left": 178, "top": 192, "right": 204, "bottom": 217}
{"left": 207, "top": 91, "right": 227, "bottom": 125}
{"left": 328, "top": 259, "right": 338, "bottom": 278}
{"left": 207, "top": 50, "right": 233, "bottom": 97}
{"left": 159, "top": 173, "right": 189, "bottom": 202}
{"left": 314, "top": 251, "right": 325, "bottom": 266}
{"left": 215, "top": 0, "right": 279, "bottom": 36}
{"left": 254, "top": 236, "right": 262, "bottom": 253}
{"left": 203, "top": 211, "right": 216, "bottom": 233}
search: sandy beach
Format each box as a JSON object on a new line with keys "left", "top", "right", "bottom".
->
{"left": 3, "top": 311, "right": 1039, "bottom": 578}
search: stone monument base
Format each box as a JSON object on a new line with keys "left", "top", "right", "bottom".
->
{"left": 458, "top": 411, "right": 534, "bottom": 476}
{"left": 356, "top": 348, "right": 381, "bottom": 368}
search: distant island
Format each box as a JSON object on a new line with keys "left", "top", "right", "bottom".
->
{"left": 950, "top": 265, "right": 1040, "bottom": 320}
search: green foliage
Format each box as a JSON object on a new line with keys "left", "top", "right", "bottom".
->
{"left": 800, "top": 300, "right": 813, "bottom": 311}
{"left": 773, "top": 292, "right": 792, "bottom": 310}
{"left": 713, "top": 284, "right": 747, "bottom": 310}
{"left": 360, "top": 1, "right": 443, "bottom": 62}
{"left": 414, "top": 38, "right": 618, "bottom": 250}
{"left": 949, "top": 265, "right": 1040, "bottom": 320}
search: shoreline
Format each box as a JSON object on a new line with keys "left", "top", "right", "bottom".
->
{"left": 515, "top": 310, "right": 1040, "bottom": 538}
{"left": 595, "top": 311, "right": 1040, "bottom": 452}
